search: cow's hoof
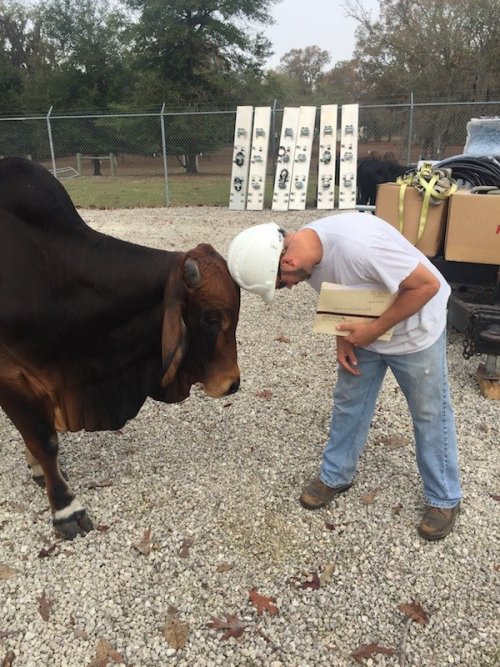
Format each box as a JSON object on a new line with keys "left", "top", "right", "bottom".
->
{"left": 53, "top": 510, "right": 94, "bottom": 540}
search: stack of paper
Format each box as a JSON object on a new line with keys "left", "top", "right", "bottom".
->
{"left": 313, "top": 282, "right": 397, "bottom": 342}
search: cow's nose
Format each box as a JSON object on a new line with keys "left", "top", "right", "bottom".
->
{"left": 227, "top": 378, "right": 240, "bottom": 395}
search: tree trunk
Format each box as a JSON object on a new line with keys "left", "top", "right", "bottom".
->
{"left": 93, "top": 158, "right": 102, "bottom": 176}
{"left": 185, "top": 152, "right": 198, "bottom": 174}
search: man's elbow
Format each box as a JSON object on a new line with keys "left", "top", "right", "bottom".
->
{"left": 426, "top": 275, "right": 441, "bottom": 300}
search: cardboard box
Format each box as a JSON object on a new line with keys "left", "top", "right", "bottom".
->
{"left": 375, "top": 182, "right": 449, "bottom": 257}
{"left": 444, "top": 191, "right": 500, "bottom": 265}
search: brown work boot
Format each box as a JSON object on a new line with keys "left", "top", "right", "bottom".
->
{"left": 417, "top": 503, "right": 460, "bottom": 541}
{"left": 299, "top": 478, "right": 352, "bottom": 510}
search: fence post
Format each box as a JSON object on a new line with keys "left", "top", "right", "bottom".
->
{"left": 407, "top": 92, "right": 414, "bottom": 164}
{"left": 46, "top": 106, "right": 57, "bottom": 178}
{"left": 160, "top": 103, "right": 170, "bottom": 207}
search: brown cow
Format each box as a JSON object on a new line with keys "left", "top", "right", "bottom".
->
{"left": 0, "top": 157, "right": 240, "bottom": 538}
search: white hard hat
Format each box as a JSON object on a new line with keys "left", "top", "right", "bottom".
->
{"left": 227, "top": 222, "right": 284, "bottom": 304}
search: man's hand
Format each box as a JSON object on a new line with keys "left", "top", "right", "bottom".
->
{"left": 336, "top": 320, "right": 379, "bottom": 348}
{"left": 336, "top": 335, "right": 361, "bottom": 376}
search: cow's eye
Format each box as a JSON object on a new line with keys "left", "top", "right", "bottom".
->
{"left": 203, "top": 313, "right": 220, "bottom": 328}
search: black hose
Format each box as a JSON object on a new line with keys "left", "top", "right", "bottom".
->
{"left": 435, "top": 155, "right": 500, "bottom": 187}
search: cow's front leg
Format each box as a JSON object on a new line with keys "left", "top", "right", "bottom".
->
{"left": 25, "top": 432, "right": 94, "bottom": 539}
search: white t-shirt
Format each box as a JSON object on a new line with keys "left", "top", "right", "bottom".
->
{"left": 304, "top": 213, "right": 450, "bottom": 354}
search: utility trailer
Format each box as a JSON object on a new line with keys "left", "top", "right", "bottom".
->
{"left": 431, "top": 259, "right": 500, "bottom": 399}
{"left": 356, "top": 204, "right": 500, "bottom": 399}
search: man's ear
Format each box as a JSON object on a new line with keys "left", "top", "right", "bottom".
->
{"left": 281, "top": 254, "right": 296, "bottom": 269}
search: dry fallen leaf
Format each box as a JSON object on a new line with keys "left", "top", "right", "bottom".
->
{"left": 398, "top": 600, "right": 429, "bottom": 625}
{"left": 249, "top": 589, "right": 278, "bottom": 616}
{"left": 206, "top": 614, "right": 246, "bottom": 641}
{"left": 1, "top": 651, "right": 15, "bottom": 667}
{"left": 378, "top": 434, "right": 410, "bottom": 449}
{"left": 179, "top": 538, "right": 194, "bottom": 558}
{"left": 37, "top": 591, "right": 53, "bottom": 622}
{"left": 361, "top": 487, "right": 380, "bottom": 505}
{"left": 255, "top": 389, "right": 272, "bottom": 400}
{"left": 87, "top": 479, "right": 114, "bottom": 490}
{"left": 38, "top": 544, "right": 57, "bottom": 558}
{"left": 73, "top": 627, "right": 90, "bottom": 640}
{"left": 319, "top": 564, "right": 335, "bottom": 587}
{"left": 490, "top": 494, "right": 500, "bottom": 502}
{"left": 132, "top": 528, "right": 152, "bottom": 555}
{"left": 216, "top": 563, "right": 234, "bottom": 573}
{"left": 88, "top": 639, "right": 125, "bottom": 666}
{"left": 350, "top": 642, "right": 397, "bottom": 663}
{"left": 301, "top": 571, "right": 321, "bottom": 590}
{"left": 274, "top": 335, "right": 290, "bottom": 343}
{"left": 7, "top": 502, "right": 26, "bottom": 513}
{"left": 0, "top": 565, "right": 17, "bottom": 580}
{"left": 161, "top": 610, "right": 189, "bottom": 650}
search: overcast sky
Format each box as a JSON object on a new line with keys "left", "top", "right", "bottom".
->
{"left": 263, "top": 0, "right": 381, "bottom": 68}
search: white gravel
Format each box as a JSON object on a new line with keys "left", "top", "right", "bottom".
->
{"left": 0, "top": 207, "right": 499, "bottom": 667}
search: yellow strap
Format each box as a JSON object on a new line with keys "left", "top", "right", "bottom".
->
{"left": 397, "top": 181, "right": 408, "bottom": 233}
{"left": 396, "top": 169, "right": 458, "bottom": 243}
{"left": 416, "top": 174, "right": 458, "bottom": 241}
{"left": 416, "top": 173, "right": 438, "bottom": 241}
{"left": 396, "top": 174, "right": 413, "bottom": 233}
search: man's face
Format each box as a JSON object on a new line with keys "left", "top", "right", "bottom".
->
{"left": 276, "top": 259, "right": 311, "bottom": 290}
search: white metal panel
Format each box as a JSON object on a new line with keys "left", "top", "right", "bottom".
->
{"left": 229, "top": 105, "right": 254, "bottom": 210}
{"left": 338, "top": 103, "right": 359, "bottom": 210}
{"left": 272, "top": 107, "right": 300, "bottom": 211}
{"left": 288, "top": 106, "right": 317, "bottom": 210}
{"left": 317, "top": 104, "right": 338, "bottom": 209}
{"left": 246, "top": 107, "right": 272, "bottom": 211}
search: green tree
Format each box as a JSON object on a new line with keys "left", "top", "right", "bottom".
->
{"left": 0, "top": 1, "right": 50, "bottom": 114}
{"left": 124, "top": 0, "right": 277, "bottom": 170}
{"left": 124, "top": 0, "right": 276, "bottom": 105}
{"left": 38, "top": 0, "right": 130, "bottom": 110}
{"left": 317, "top": 60, "right": 365, "bottom": 104}
{"left": 345, "top": 0, "right": 500, "bottom": 101}
{"left": 278, "top": 46, "right": 331, "bottom": 98}
{"left": 345, "top": 0, "right": 500, "bottom": 155}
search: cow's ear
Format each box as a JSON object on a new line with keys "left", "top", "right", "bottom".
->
{"left": 161, "top": 269, "right": 187, "bottom": 387}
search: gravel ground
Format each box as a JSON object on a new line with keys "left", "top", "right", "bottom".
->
{"left": 0, "top": 207, "right": 499, "bottom": 667}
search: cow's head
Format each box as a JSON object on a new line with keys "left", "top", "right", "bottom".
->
{"left": 161, "top": 243, "right": 240, "bottom": 401}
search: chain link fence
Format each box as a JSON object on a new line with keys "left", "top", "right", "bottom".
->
{"left": 0, "top": 100, "right": 498, "bottom": 208}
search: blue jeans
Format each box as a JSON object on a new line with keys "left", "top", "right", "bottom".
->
{"left": 320, "top": 330, "right": 462, "bottom": 508}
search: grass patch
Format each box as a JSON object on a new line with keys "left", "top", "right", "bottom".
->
{"left": 63, "top": 174, "right": 231, "bottom": 208}
{"left": 62, "top": 172, "right": 326, "bottom": 209}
